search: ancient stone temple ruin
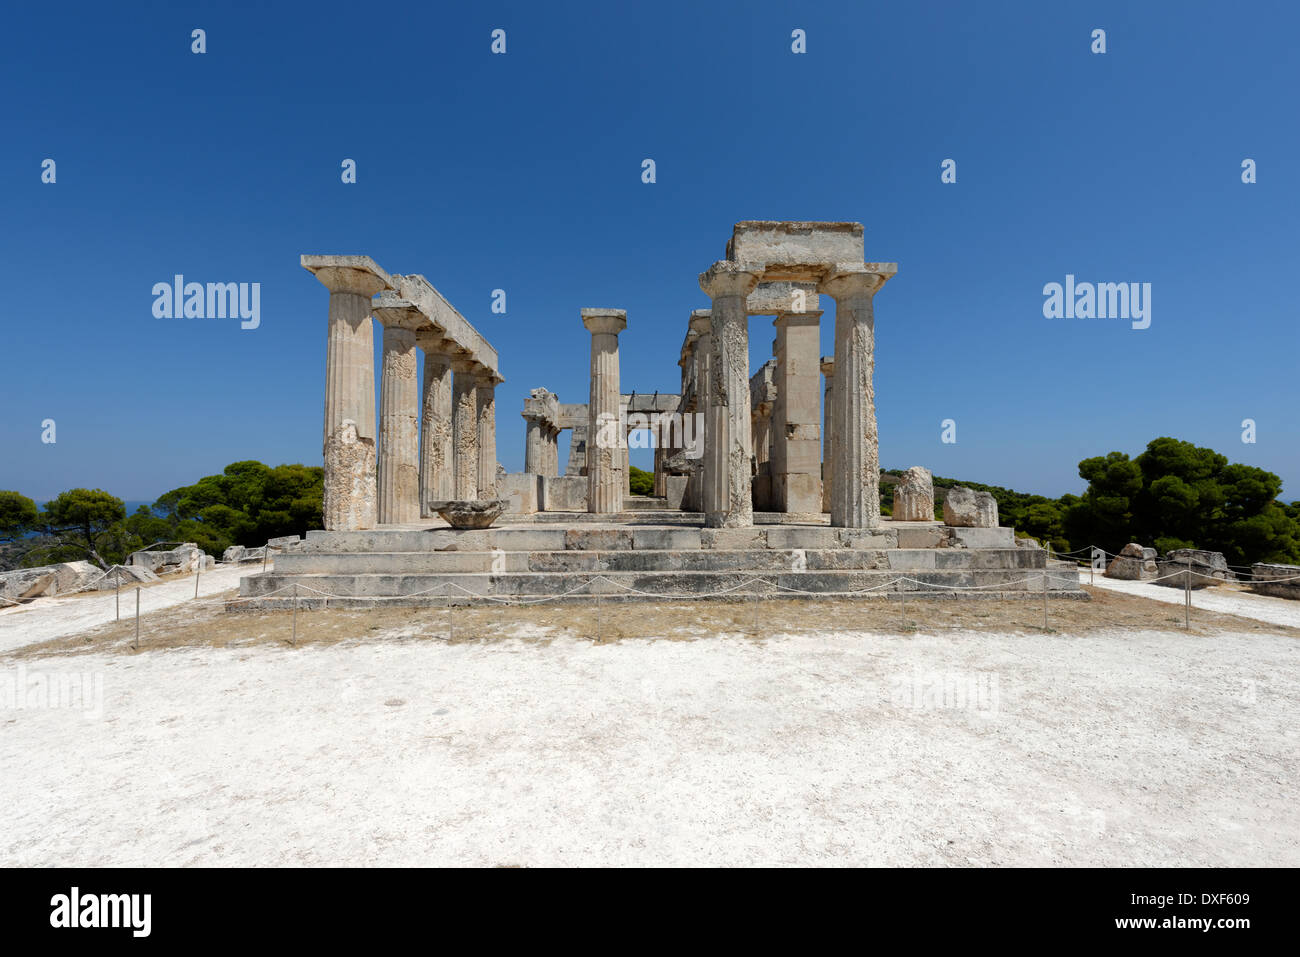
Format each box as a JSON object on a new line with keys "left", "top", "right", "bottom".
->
{"left": 236, "top": 224, "right": 1083, "bottom": 608}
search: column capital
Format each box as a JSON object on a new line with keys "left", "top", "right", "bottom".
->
{"left": 819, "top": 263, "right": 897, "bottom": 300}
{"left": 820, "top": 356, "right": 834, "bottom": 378}
{"left": 699, "top": 261, "right": 762, "bottom": 300}
{"left": 581, "top": 308, "right": 627, "bottom": 336}
{"left": 302, "top": 255, "right": 394, "bottom": 297}
{"left": 371, "top": 297, "right": 427, "bottom": 331}
{"left": 450, "top": 356, "right": 479, "bottom": 374}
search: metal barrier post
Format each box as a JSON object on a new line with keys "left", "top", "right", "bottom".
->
{"left": 115, "top": 567, "right": 121, "bottom": 621}
{"left": 1042, "top": 570, "right": 1049, "bottom": 632}
{"left": 291, "top": 582, "right": 298, "bottom": 645}
{"left": 1184, "top": 565, "right": 1191, "bottom": 628}
{"left": 133, "top": 587, "right": 140, "bottom": 650}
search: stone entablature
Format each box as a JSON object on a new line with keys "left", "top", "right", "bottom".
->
{"left": 302, "top": 254, "right": 501, "bottom": 530}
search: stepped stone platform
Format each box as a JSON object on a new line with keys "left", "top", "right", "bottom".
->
{"left": 231, "top": 517, "right": 1086, "bottom": 610}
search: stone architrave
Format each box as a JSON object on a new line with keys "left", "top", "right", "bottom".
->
{"left": 451, "top": 358, "right": 480, "bottom": 499}
{"left": 417, "top": 333, "right": 454, "bottom": 515}
{"left": 699, "top": 263, "right": 761, "bottom": 528}
{"left": 820, "top": 264, "right": 894, "bottom": 528}
{"left": 893, "top": 466, "right": 935, "bottom": 522}
{"left": 476, "top": 374, "right": 498, "bottom": 499}
{"left": 303, "top": 255, "right": 393, "bottom": 531}
{"left": 582, "top": 309, "right": 628, "bottom": 514}
{"left": 943, "top": 486, "right": 999, "bottom": 528}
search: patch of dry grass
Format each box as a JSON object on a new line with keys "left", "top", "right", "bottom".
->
{"left": 7, "top": 585, "right": 1297, "bottom": 660}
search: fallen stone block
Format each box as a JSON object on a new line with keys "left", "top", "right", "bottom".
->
{"left": 942, "top": 486, "right": 999, "bottom": 528}
{"left": 1105, "top": 542, "right": 1159, "bottom": 580}
{"left": 1249, "top": 563, "right": 1300, "bottom": 600}
{"left": 1155, "top": 549, "right": 1233, "bottom": 589}
{"left": 893, "top": 466, "right": 935, "bottom": 521}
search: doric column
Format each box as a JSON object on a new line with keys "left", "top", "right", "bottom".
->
{"left": 820, "top": 356, "right": 834, "bottom": 513}
{"left": 417, "top": 333, "right": 454, "bottom": 514}
{"left": 820, "top": 265, "right": 894, "bottom": 528}
{"left": 375, "top": 318, "right": 421, "bottom": 524}
{"left": 698, "top": 263, "right": 761, "bottom": 528}
{"left": 305, "top": 258, "right": 391, "bottom": 531}
{"left": 582, "top": 309, "right": 627, "bottom": 514}
{"left": 523, "top": 413, "right": 546, "bottom": 474}
{"left": 475, "top": 374, "right": 498, "bottom": 499}
{"left": 547, "top": 426, "right": 561, "bottom": 476}
{"left": 451, "top": 358, "right": 480, "bottom": 500}
{"left": 772, "top": 310, "right": 823, "bottom": 513}
{"left": 683, "top": 310, "right": 712, "bottom": 513}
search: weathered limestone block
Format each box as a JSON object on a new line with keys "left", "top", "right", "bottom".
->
{"left": 498, "top": 472, "right": 540, "bottom": 514}
{"left": 52, "top": 561, "right": 102, "bottom": 593}
{"left": 1250, "top": 563, "right": 1300, "bottom": 600}
{"left": 1155, "top": 549, "right": 1233, "bottom": 589}
{"left": 541, "top": 475, "right": 588, "bottom": 512}
{"left": 90, "top": 565, "right": 160, "bottom": 590}
{"left": 222, "top": 545, "right": 267, "bottom": 564}
{"left": 942, "top": 486, "right": 999, "bottom": 528}
{"left": 893, "top": 466, "right": 935, "bottom": 521}
{"left": 323, "top": 419, "right": 378, "bottom": 531}
{"left": 129, "top": 542, "right": 206, "bottom": 575}
{"left": 0, "top": 567, "right": 57, "bottom": 601}
{"left": 1105, "top": 543, "right": 1158, "bottom": 580}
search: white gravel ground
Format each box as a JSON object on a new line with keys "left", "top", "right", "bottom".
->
{"left": 0, "top": 565, "right": 255, "bottom": 653}
{"left": 3, "top": 625, "right": 1296, "bottom": 867}
{"left": 1079, "top": 570, "right": 1300, "bottom": 629}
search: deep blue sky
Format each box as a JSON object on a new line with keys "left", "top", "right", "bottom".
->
{"left": 3, "top": 0, "right": 1297, "bottom": 503}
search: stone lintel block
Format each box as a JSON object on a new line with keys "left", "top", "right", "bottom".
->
{"left": 746, "top": 280, "right": 821, "bottom": 316}
{"left": 301, "top": 254, "right": 395, "bottom": 297}
{"left": 726, "top": 222, "right": 865, "bottom": 271}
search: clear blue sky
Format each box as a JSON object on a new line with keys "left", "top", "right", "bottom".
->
{"left": 3, "top": 0, "right": 1297, "bottom": 503}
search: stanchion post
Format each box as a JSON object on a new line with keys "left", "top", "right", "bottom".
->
{"left": 115, "top": 567, "right": 121, "bottom": 621}
{"left": 263, "top": 544, "right": 270, "bottom": 572}
{"left": 133, "top": 587, "right": 140, "bottom": 650}
{"left": 291, "top": 582, "right": 298, "bottom": 645}
{"left": 1184, "top": 564, "right": 1191, "bottom": 629}
{"left": 900, "top": 583, "right": 906, "bottom": 629}
{"left": 1042, "top": 569, "right": 1049, "bottom": 632}
{"left": 194, "top": 563, "right": 201, "bottom": 598}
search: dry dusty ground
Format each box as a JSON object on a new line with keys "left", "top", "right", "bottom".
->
{"left": 2, "top": 586, "right": 1297, "bottom": 867}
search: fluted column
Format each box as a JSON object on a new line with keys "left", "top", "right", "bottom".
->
{"left": 583, "top": 309, "right": 627, "bottom": 514}
{"left": 821, "top": 265, "right": 893, "bottom": 528}
{"left": 820, "top": 356, "right": 834, "bottom": 513}
{"left": 376, "top": 321, "right": 421, "bottom": 524}
{"left": 308, "top": 261, "right": 389, "bottom": 530}
{"left": 547, "top": 426, "right": 561, "bottom": 476}
{"left": 451, "top": 359, "right": 480, "bottom": 499}
{"left": 523, "top": 413, "right": 546, "bottom": 474}
{"left": 475, "top": 375, "right": 498, "bottom": 499}
{"left": 418, "top": 334, "right": 454, "bottom": 513}
{"left": 699, "top": 263, "right": 761, "bottom": 528}
{"left": 683, "top": 310, "right": 712, "bottom": 514}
